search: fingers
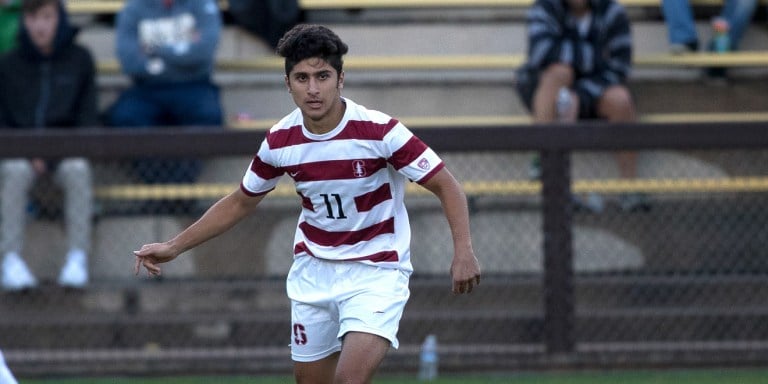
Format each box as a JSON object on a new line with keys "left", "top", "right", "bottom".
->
{"left": 133, "top": 251, "right": 162, "bottom": 277}
{"left": 142, "top": 257, "right": 162, "bottom": 276}
{"left": 452, "top": 276, "right": 480, "bottom": 295}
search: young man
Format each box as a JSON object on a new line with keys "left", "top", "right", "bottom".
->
{"left": 134, "top": 24, "right": 481, "bottom": 383}
{"left": 516, "top": 0, "right": 648, "bottom": 212}
{"left": 0, "top": 0, "right": 97, "bottom": 290}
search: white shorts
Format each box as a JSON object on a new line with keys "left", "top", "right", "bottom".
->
{"left": 286, "top": 256, "right": 411, "bottom": 362}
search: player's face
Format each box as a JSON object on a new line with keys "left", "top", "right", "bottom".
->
{"left": 286, "top": 57, "right": 345, "bottom": 134}
{"left": 23, "top": 3, "right": 59, "bottom": 55}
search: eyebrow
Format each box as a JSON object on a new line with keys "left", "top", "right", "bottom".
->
{"left": 292, "top": 69, "right": 334, "bottom": 77}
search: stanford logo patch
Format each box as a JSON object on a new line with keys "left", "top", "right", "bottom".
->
{"left": 352, "top": 160, "right": 367, "bottom": 177}
{"left": 417, "top": 158, "right": 431, "bottom": 170}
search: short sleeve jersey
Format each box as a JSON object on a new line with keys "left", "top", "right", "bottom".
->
{"left": 240, "top": 98, "right": 444, "bottom": 272}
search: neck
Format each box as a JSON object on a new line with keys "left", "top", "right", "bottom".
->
{"left": 37, "top": 44, "right": 53, "bottom": 56}
{"left": 305, "top": 98, "right": 346, "bottom": 135}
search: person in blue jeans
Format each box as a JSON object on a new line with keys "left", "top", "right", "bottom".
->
{"left": 661, "top": 0, "right": 758, "bottom": 79}
{"left": 108, "top": 0, "right": 223, "bottom": 190}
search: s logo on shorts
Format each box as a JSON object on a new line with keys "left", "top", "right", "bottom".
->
{"left": 293, "top": 323, "right": 308, "bottom": 345}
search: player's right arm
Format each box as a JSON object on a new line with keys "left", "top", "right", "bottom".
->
{"left": 134, "top": 188, "right": 265, "bottom": 276}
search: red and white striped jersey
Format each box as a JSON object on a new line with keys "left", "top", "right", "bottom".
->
{"left": 240, "top": 98, "right": 444, "bottom": 272}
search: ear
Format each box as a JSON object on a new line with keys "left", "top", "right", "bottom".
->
{"left": 337, "top": 71, "right": 344, "bottom": 89}
{"left": 285, "top": 75, "right": 291, "bottom": 92}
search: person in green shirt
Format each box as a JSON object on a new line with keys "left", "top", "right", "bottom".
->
{"left": 0, "top": 0, "right": 20, "bottom": 54}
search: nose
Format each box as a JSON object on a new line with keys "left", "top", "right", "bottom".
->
{"left": 308, "top": 78, "right": 320, "bottom": 95}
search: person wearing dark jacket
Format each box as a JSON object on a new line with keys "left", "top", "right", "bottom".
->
{"left": 516, "top": 0, "right": 648, "bottom": 212}
{"left": 0, "top": 0, "right": 97, "bottom": 290}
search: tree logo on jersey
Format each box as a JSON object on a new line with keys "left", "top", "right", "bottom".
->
{"left": 417, "top": 158, "right": 431, "bottom": 170}
{"left": 352, "top": 160, "right": 367, "bottom": 177}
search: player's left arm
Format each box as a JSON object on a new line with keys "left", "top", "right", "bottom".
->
{"left": 420, "top": 168, "right": 481, "bottom": 294}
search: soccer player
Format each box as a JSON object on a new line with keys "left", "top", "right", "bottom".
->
{"left": 133, "top": 24, "right": 481, "bottom": 384}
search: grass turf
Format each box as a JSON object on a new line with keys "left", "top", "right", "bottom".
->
{"left": 22, "top": 368, "right": 768, "bottom": 384}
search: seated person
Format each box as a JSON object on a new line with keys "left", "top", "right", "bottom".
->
{"left": 516, "top": 0, "right": 648, "bottom": 212}
{"left": 0, "top": 0, "right": 21, "bottom": 54}
{"left": 661, "top": 0, "right": 758, "bottom": 80}
{"left": 0, "top": 0, "right": 98, "bottom": 290}
{"left": 108, "top": 0, "right": 224, "bottom": 187}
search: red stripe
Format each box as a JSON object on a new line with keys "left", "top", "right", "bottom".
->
{"left": 266, "top": 125, "right": 310, "bottom": 149}
{"left": 293, "top": 242, "right": 315, "bottom": 256}
{"left": 389, "top": 136, "right": 429, "bottom": 170}
{"left": 266, "top": 119, "right": 399, "bottom": 149}
{"left": 416, "top": 162, "right": 445, "bottom": 185}
{"left": 298, "top": 192, "right": 314, "bottom": 211}
{"left": 240, "top": 182, "right": 272, "bottom": 197}
{"left": 293, "top": 242, "right": 398, "bottom": 263}
{"left": 333, "top": 119, "right": 399, "bottom": 141}
{"left": 343, "top": 250, "right": 399, "bottom": 263}
{"left": 289, "top": 158, "right": 387, "bottom": 182}
{"left": 354, "top": 184, "right": 392, "bottom": 212}
{"left": 250, "top": 155, "right": 284, "bottom": 180}
{"left": 298, "top": 217, "right": 394, "bottom": 247}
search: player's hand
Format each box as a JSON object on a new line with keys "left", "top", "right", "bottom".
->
{"left": 133, "top": 242, "right": 178, "bottom": 277}
{"left": 450, "top": 250, "right": 481, "bottom": 294}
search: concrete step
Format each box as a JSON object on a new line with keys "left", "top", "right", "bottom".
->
{"left": 80, "top": 20, "right": 768, "bottom": 119}
{"left": 3, "top": 276, "right": 768, "bottom": 348}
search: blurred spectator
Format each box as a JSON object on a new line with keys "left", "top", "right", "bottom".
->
{"left": 227, "top": 0, "right": 302, "bottom": 49}
{"left": 516, "top": 0, "right": 648, "bottom": 212}
{"left": 107, "top": 0, "right": 223, "bottom": 189}
{"left": 0, "top": 0, "right": 98, "bottom": 290}
{"left": 0, "top": 0, "right": 20, "bottom": 54}
{"left": 661, "top": 0, "right": 758, "bottom": 81}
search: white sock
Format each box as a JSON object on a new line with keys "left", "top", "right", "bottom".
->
{"left": 66, "top": 249, "right": 87, "bottom": 265}
{"left": 3, "top": 252, "right": 22, "bottom": 265}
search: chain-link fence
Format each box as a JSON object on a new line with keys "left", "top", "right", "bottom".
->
{"left": 2, "top": 124, "right": 768, "bottom": 376}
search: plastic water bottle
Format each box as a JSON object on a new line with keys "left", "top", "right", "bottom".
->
{"left": 712, "top": 17, "right": 730, "bottom": 53}
{"left": 418, "top": 334, "right": 438, "bottom": 381}
{"left": 556, "top": 87, "right": 573, "bottom": 122}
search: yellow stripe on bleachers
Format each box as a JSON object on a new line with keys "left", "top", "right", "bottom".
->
{"left": 226, "top": 112, "right": 768, "bottom": 131}
{"left": 94, "top": 176, "right": 768, "bottom": 201}
{"left": 95, "top": 51, "right": 768, "bottom": 76}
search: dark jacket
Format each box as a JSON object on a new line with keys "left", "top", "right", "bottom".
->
{"left": 516, "top": 0, "right": 632, "bottom": 108}
{"left": 0, "top": 1, "right": 98, "bottom": 128}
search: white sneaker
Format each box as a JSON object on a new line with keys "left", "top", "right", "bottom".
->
{"left": 58, "top": 249, "right": 88, "bottom": 288}
{"left": 2, "top": 252, "right": 38, "bottom": 291}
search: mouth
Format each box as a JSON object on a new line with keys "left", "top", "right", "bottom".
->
{"left": 306, "top": 100, "right": 323, "bottom": 109}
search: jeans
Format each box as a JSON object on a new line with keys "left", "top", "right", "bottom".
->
{"left": 108, "top": 80, "right": 223, "bottom": 184}
{"left": 661, "top": 0, "right": 758, "bottom": 49}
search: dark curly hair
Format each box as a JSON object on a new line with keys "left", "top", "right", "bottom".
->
{"left": 276, "top": 24, "right": 349, "bottom": 76}
{"left": 22, "top": 0, "right": 59, "bottom": 13}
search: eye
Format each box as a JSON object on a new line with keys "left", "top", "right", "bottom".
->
{"left": 318, "top": 73, "right": 330, "bottom": 80}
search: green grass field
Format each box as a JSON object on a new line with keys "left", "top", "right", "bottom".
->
{"left": 22, "top": 368, "right": 768, "bottom": 384}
